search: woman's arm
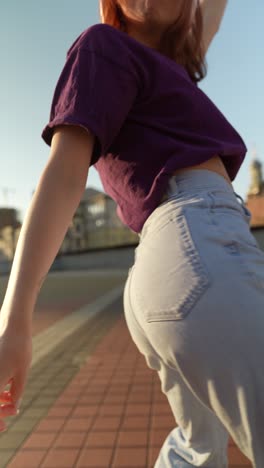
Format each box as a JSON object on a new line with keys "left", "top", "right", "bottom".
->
{"left": 1, "top": 125, "right": 95, "bottom": 329}
{"left": 199, "top": 0, "right": 228, "bottom": 56}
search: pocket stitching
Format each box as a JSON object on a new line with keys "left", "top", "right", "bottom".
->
{"left": 136, "top": 210, "right": 212, "bottom": 322}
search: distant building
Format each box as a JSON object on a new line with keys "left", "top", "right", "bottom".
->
{"left": 0, "top": 208, "right": 21, "bottom": 260}
{"left": 59, "top": 187, "right": 138, "bottom": 253}
{"left": 245, "top": 159, "right": 264, "bottom": 226}
{"left": 1, "top": 159, "right": 264, "bottom": 261}
{"left": 245, "top": 157, "right": 264, "bottom": 249}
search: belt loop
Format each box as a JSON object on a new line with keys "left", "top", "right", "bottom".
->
{"left": 234, "top": 191, "right": 252, "bottom": 220}
{"left": 234, "top": 191, "right": 245, "bottom": 205}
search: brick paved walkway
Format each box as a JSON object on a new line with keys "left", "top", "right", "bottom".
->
{"left": 0, "top": 271, "right": 252, "bottom": 467}
{"left": 5, "top": 321, "right": 252, "bottom": 467}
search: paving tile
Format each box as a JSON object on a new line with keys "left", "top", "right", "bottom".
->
{"left": 10, "top": 417, "right": 40, "bottom": 432}
{"left": 149, "top": 429, "right": 170, "bottom": 447}
{"left": 71, "top": 406, "right": 99, "bottom": 418}
{"left": 121, "top": 416, "right": 149, "bottom": 431}
{"left": 0, "top": 451, "right": 15, "bottom": 467}
{"left": 148, "top": 445, "right": 161, "bottom": 467}
{"left": 85, "top": 431, "right": 117, "bottom": 447}
{"left": 63, "top": 417, "right": 94, "bottom": 432}
{"left": 228, "top": 446, "right": 251, "bottom": 465}
{"left": 46, "top": 406, "right": 73, "bottom": 418}
{"left": 53, "top": 431, "right": 87, "bottom": 448}
{"left": 76, "top": 447, "right": 113, "bottom": 467}
{"left": 0, "top": 432, "right": 29, "bottom": 450}
{"left": 34, "top": 417, "right": 66, "bottom": 432}
{"left": 2, "top": 291, "right": 255, "bottom": 468}
{"left": 124, "top": 404, "right": 151, "bottom": 417}
{"left": 23, "top": 432, "right": 57, "bottom": 449}
{"left": 7, "top": 449, "right": 46, "bottom": 468}
{"left": 54, "top": 397, "right": 78, "bottom": 407}
{"left": 91, "top": 415, "right": 122, "bottom": 431}
{"left": 20, "top": 408, "right": 49, "bottom": 419}
{"left": 150, "top": 414, "right": 176, "bottom": 430}
{"left": 40, "top": 448, "right": 80, "bottom": 467}
{"left": 126, "top": 394, "right": 152, "bottom": 404}
{"left": 116, "top": 430, "right": 148, "bottom": 447}
{"left": 153, "top": 393, "right": 169, "bottom": 403}
{"left": 102, "top": 394, "right": 129, "bottom": 405}
{"left": 33, "top": 396, "right": 62, "bottom": 407}
{"left": 112, "top": 447, "right": 147, "bottom": 467}
{"left": 151, "top": 402, "right": 173, "bottom": 415}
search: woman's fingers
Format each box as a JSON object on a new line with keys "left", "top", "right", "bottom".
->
{"left": 0, "top": 391, "right": 12, "bottom": 403}
{"left": 10, "top": 371, "right": 26, "bottom": 409}
{"left": 0, "top": 403, "right": 19, "bottom": 415}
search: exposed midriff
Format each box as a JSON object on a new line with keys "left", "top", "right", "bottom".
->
{"left": 171, "top": 154, "right": 233, "bottom": 187}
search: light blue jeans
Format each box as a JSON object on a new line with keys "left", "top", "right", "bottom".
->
{"left": 123, "top": 169, "right": 264, "bottom": 467}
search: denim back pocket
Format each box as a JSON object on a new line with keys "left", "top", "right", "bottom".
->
{"left": 132, "top": 207, "right": 212, "bottom": 322}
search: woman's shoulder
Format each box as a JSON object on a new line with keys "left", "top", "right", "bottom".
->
{"left": 66, "top": 23, "right": 130, "bottom": 58}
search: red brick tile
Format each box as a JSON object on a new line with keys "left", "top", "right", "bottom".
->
{"left": 89, "top": 378, "right": 111, "bottom": 385}
{"left": 72, "top": 377, "right": 93, "bottom": 385}
{"left": 7, "top": 450, "right": 46, "bottom": 468}
{"left": 76, "top": 447, "right": 113, "bottom": 467}
{"left": 229, "top": 437, "right": 236, "bottom": 446}
{"left": 35, "top": 418, "right": 66, "bottom": 432}
{"left": 85, "top": 389, "right": 106, "bottom": 396}
{"left": 71, "top": 406, "right": 99, "bottom": 417}
{"left": 152, "top": 402, "right": 173, "bottom": 415}
{"left": 112, "top": 447, "right": 147, "bottom": 467}
{"left": 117, "top": 430, "right": 148, "bottom": 447}
{"left": 41, "top": 448, "right": 79, "bottom": 467}
{"left": 107, "top": 385, "right": 130, "bottom": 393}
{"left": 88, "top": 384, "right": 109, "bottom": 390}
{"left": 92, "top": 415, "right": 121, "bottom": 431}
{"left": 149, "top": 429, "right": 169, "bottom": 446}
{"left": 102, "top": 394, "right": 128, "bottom": 405}
{"left": 62, "top": 389, "right": 82, "bottom": 397}
{"left": 121, "top": 416, "right": 149, "bottom": 430}
{"left": 85, "top": 431, "right": 117, "bottom": 447}
{"left": 55, "top": 395, "right": 79, "bottom": 405}
{"left": 153, "top": 393, "right": 168, "bottom": 403}
{"left": 98, "top": 404, "right": 124, "bottom": 416}
{"left": 54, "top": 432, "right": 87, "bottom": 448}
{"left": 46, "top": 406, "right": 73, "bottom": 418}
{"left": 151, "top": 414, "right": 176, "bottom": 430}
{"left": 77, "top": 394, "right": 103, "bottom": 405}
{"left": 126, "top": 394, "right": 152, "bottom": 404}
{"left": 130, "top": 385, "right": 152, "bottom": 392}
{"left": 107, "top": 384, "right": 131, "bottom": 392}
{"left": 148, "top": 445, "right": 161, "bottom": 467}
{"left": 111, "top": 379, "right": 134, "bottom": 386}
{"left": 228, "top": 446, "right": 251, "bottom": 465}
{"left": 23, "top": 432, "right": 57, "bottom": 449}
{"left": 63, "top": 417, "right": 93, "bottom": 432}
{"left": 124, "top": 404, "right": 151, "bottom": 416}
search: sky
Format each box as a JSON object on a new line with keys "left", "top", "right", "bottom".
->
{"left": 1, "top": 0, "right": 263, "bottom": 223}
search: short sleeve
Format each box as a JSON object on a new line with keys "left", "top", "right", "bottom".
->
{"left": 41, "top": 44, "right": 139, "bottom": 167}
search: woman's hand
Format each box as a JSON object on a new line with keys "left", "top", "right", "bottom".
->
{"left": 0, "top": 317, "right": 32, "bottom": 432}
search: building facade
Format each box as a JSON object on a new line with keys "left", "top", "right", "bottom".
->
{"left": 1, "top": 159, "right": 264, "bottom": 261}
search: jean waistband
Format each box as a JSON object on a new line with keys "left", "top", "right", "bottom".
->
{"left": 139, "top": 169, "right": 250, "bottom": 238}
{"left": 163, "top": 169, "right": 235, "bottom": 198}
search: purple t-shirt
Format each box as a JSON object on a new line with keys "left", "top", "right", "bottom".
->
{"left": 42, "top": 23, "right": 247, "bottom": 233}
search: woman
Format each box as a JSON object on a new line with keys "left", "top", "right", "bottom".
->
{"left": 0, "top": 0, "right": 263, "bottom": 466}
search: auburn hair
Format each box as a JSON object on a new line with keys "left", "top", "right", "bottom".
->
{"left": 99, "top": 0, "right": 207, "bottom": 84}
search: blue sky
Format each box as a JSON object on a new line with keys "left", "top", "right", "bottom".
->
{"left": 1, "top": 0, "right": 263, "bottom": 223}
